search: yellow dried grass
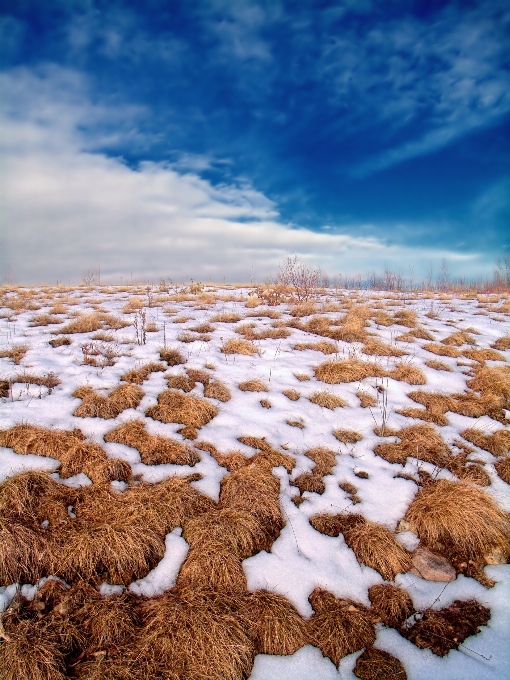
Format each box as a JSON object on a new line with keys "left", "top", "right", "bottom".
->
{"left": 73, "top": 384, "right": 144, "bottom": 419}
{"left": 146, "top": 389, "right": 218, "bottom": 439}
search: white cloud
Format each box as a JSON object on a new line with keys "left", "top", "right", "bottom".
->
{"left": 0, "top": 66, "right": 493, "bottom": 285}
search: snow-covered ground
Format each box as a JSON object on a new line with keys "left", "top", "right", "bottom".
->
{"left": 0, "top": 285, "right": 509, "bottom": 679}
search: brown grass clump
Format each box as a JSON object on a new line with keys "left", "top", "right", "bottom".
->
{"left": 58, "top": 523, "right": 165, "bottom": 585}
{"left": 389, "top": 362, "right": 426, "bottom": 385}
{"left": 0, "top": 343, "right": 29, "bottom": 364}
{"left": 461, "top": 428, "right": 510, "bottom": 456}
{"left": 237, "top": 436, "right": 272, "bottom": 452}
{"left": 372, "top": 311, "right": 394, "bottom": 326}
{"left": 188, "top": 322, "right": 215, "bottom": 333}
{"left": 283, "top": 388, "right": 300, "bottom": 401}
{"left": 246, "top": 307, "right": 281, "bottom": 319}
{"left": 287, "top": 419, "right": 305, "bottom": 428}
{"left": 362, "top": 338, "right": 407, "bottom": 357}
{"left": 73, "top": 384, "right": 144, "bottom": 419}
{"left": 29, "top": 313, "right": 63, "bottom": 326}
{"left": 425, "top": 359, "right": 453, "bottom": 371}
{"left": 357, "top": 390, "right": 377, "bottom": 407}
{"left": 491, "top": 334, "right": 510, "bottom": 350}
{"left": 294, "top": 341, "right": 338, "bottom": 354}
{"left": 393, "top": 309, "right": 417, "bottom": 327}
{"left": 0, "top": 518, "right": 49, "bottom": 585}
{"left": 467, "top": 364, "right": 510, "bottom": 409}
{"left": 309, "top": 391, "right": 347, "bottom": 409}
{"left": 404, "top": 600, "right": 490, "bottom": 657}
{"left": 176, "top": 547, "right": 248, "bottom": 594}
{"left": 121, "top": 362, "right": 165, "bottom": 384}
{"left": 146, "top": 390, "right": 218, "bottom": 439}
{"left": 368, "top": 584, "right": 414, "bottom": 629}
{"left": 308, "top": 588, "right": 376, "bottom": 666}
{"left": 195, "top": 441, "right": 248, "bottom": 472}
{"left": 333, "top": 429, "right": 362, "bottom": 444}
{"left": 315, "top": 358, "right": 385, "bottom": 383}
{"left": 339, "top": 481, "right": 358, "bottom": 495}
{"left": 404, "top": 479, "right": 510, "bottom": 562}
{"left": 463, "top": 347, "right": 505, "bottom": 363}
{"left": 495, "top": 457, "right": 510, "bottom": 484}
{"left": 159, "top": 347, "right": 185, "bottom": 365}
{"left": 337, "top": 514, "right": 412, "bottom": 581}
{"left": 374, "top": 424, "right": 451, "bottom": 467}
{"left": 136, "top": 589, "right": 255, "bottom": 679}
{"left": 11, "top": 372, "right": 61, "bottom": 390}
{"left": 441, "top": 331, "right": 475, "bottom": 346}
{"left": 104, "top": 420, "right": 199, "bottom": 466}
{"left": 221, "top": 338, "right": 258, "bottom": 355}
{"left": 210, "top": 311, "right": 242, "bottom": 323}
{"left": 260, "top": 398, "right": 271, "bottom": 408}
{"left": 294, "top": 372, "right": 310, "bottom": 381}
{"left": 243, "top": 590, "right": 308, "bottom": 655}
{"left": 0, "top": 614, "right": 68, "bottom": 680}
{"left": 49, "top": 336, "right": 71, "bottom": 348}
{"left": 239, "top": 379, "right": 268, "bottom": 392}
{"left": 166, "top": 374, "right": 196, "bottom": 392}
{"left": 237, "top": 323, "right": 290, "bottom": 340}
{"left": 354, "top": 647, "right": 407, "bottom": 680}
{"left": 56, "top": 312, "right": 128, "bottom": 334}
{"left": 423, "top": 343, "right": 461, "bottom": 357}
{"left": 203, "top": 380, "right": 231, "bottom": 402}
{"left": 293, "top": 473, "right": 326, "bottom": 495}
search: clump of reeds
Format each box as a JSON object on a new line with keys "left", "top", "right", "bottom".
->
{"left": 159, "top": 347, "right": 185, "bottom": 365}
{"left": 121, "top": 362, "right": 165, "bottom": 384}
{"left": 210, "top": 312, "right": 242, "bottom": 323}
{"left": 55, "top": 312, "right": 128, "bottom": 334}
{"left": 333, "top": 429, "right": 362, "bottom": 444}
{"left": 357, "top": 390, "right": 377, "bottom": 407}
{"left": 423, "top": 342, "right": 461, "bottom": 357}
{"left": 425, "top": 359, "right": 453, "bottom": 371}
{"left": 390, "top": 362, "right": 426, "bottom": 385}
{"left": 314, "top": 358, "right": 385, "bottom": 383}
{"left": 243, "top": 590, "right": 308, "bottom": 655}
{"left": 362, "top": 338, "right": 407, "bottom": 357}
{"left": 404, "top": 479, "right": 510, "bottom": 562}
{"left": 403, "top": 599, "right": 491, "bottom": 656}
{"left": 146, "top": 389, "right": 218, "bottom": 439}
{"left": 0, "top": 343, "right": 30, "bottom": 364}
{"left": 239, "top": 380, "right": 268, "bottom": 392}
{"left": 73, "top": 384, "right": 144, "bottom": 419}
{"left": 461, "top": 427, "right": 510, "bottom": 456}
{"left": 220, "top": 338, "right": 258, "bottom": 355}
{"left": 308, "top": 588, "right": 376, "bottom": 666}
{"left": 374, "top": 423, "right": 452, "bottom": 468}
{"left": 368, "top": 584, "right": 414, "bottom": 629}
{"left": 104, "top": 420, "right": 199, "bottom": 466}
{"left": 309, "top": 391, "right": 346, "bottom": 409}
{"left": 353, "top": 647, "right": 408, "bottom": 680}
{"left": 491, "top": 334, "right": 510, "bottom": 350}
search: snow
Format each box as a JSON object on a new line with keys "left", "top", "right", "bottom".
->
{"left": 0, "top": 286, "right": 509, "bottom": 678}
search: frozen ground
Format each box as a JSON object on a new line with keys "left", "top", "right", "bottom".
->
{"left": 0, "top": 285, "right": 509, "bottom": 679}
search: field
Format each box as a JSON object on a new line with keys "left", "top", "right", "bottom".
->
{"left": 0, "top": 283, "right": 509, "bottom": 680}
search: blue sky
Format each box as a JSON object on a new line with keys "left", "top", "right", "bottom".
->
{"left": 1, "top": 0, "right": 509, "bottom": 284}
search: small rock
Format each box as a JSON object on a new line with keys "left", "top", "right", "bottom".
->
{"left": 410, "top": 547, "right": 456, "bottom": 582}
{"left": 397, "top": 519, "right": 413, "bottom": 533}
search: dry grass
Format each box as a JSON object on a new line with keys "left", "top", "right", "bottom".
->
{"left": 221, "top": 338, "right": 258, "bottom": 355}
{"left": 425, "top": 359, "right": 453, "bottom": 371}
{"left": 287, "top": 419, "right": 305, "bottom": 428}
{"left": 159, "top": 347, "right": 185, "bottom": 365}
{"left": 423, "top": 343, "right": 461, "bottom": 357}
{"left": 368, "top": 584, "right": 414, "bottom": 629}
{"left": 121, "top": 362, "right": 165, "bottom": 384}
{"left": 246, "top": 307, "right": 281, "bottom": 319}
{"left": 237, "top": 323, "right": 290, "bottom": 340}
{"left": 146, "top": 389, "right": 218, "bottom": 439}
{"left": 49, "top": 336, "right": 71, "bottom": 348}
{"left": 357, "top": 390, "right": 377, "bottom": 408}
{"left": 283, "top": 388, "right": 300, "bottom": 401}
{"left": 314, "top": 358, "right": 385, "bottom": 383}
{"left": 354, "top": 647, "right": 407, "bottom": 680}
{"left": 73, "top": 384, "right": 144, "bottom": 419}
{"left": 243, "top": 590, "right": 308, "bottom": 655}
{"left": 294, "top": 372, "right": 311, "bottom": 381}
{"left": 289, "top": 301, "right": 318, "bottom": 317}
{"left": 404, "top": 599, "right": 490, "bottom": 657}
{"left": 461, "top": 428, "right": 510, "bottom": 456}
{"left": 374, "top": 424, "right": 451, "bottom": 467}
{"left": 104, "top": 420, "right": 199, "bottom": 466}
{"left": 166, "top": 374, "right": 195, "bottom": 392}
{"left": 362, "top": 338, "right": 407, "bottom": 357}
{"left": 372, "top": 311, "right": 394, "bottom": 326}
{"left": 463, "top": 347, "right": 505, "bottom": 363}
{"left": 10, "top": 372, "right": 61, "bottom": 390}
{"left": 441, "top": 331, "right": 475, "bottom": 346}
{"left": 203, "top": 380, "right": 231, "bottom": 402}
{"left": 239, "top": 380, "right": 269, "bottom": 392}
{"left": 309, "top": 391, "right": 347, "bottom": 409}
{"left": 56, "top": 312, "right": 129, "bottom": 334}
{"left": 188, "top": 321, "right": 215, "bottom": 333}
{"left": 308, "top": 588, "right": 376, "bottom": 666}
{"left": 29, "top": 313, "right": 64, "bottom": 326}
{"left": 495, "top": 457, "right": 510, "bottom": 484}
{"left": 333, "top": 429, "right": 362, "bottom": 444}
{"left": 260, "top": 398, "right": 271, "bottom": 408}
{"left": 293, "top": 472, "right": 326, "bottom": 495}
{"left": 393, "top": 309, "right": 417, "bottom": 327}
{"left": 492, "top": 334, "right": 510, "bottom": 350}
{"left": 0, "top": 343, "right": 30, "bottom": 364}
{"left": 294, "top": 341, "right": 338, "bottom": 354}
{"left": 210, "top": 312, "right": 242, "bottom": 323}
{"left": 390, "top": 362, "right": 426, "bottom": 385}
{"left": 405, "top": 479, "right": 510, "bottom": 562}
{"left": 135, "top": 588, "right": 254, "bottom": 679}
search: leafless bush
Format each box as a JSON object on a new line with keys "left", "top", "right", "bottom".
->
{"left": 275, "top": 256, "right": 326, "bottom": 301}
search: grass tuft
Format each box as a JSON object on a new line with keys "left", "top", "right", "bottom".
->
{"left": 146, "top": 389, "right": 218, "bottom": 439}
{"left": 73, "top": 384, "right": 144, "bottom": 419}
